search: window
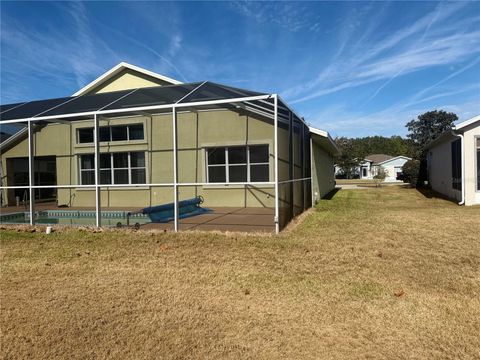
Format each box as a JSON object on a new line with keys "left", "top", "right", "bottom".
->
{"left": 206, "top": 145, "right": 269, "bottom": 183}
{"left": 476, "top": 137, "right": 480, "bottom": 191}
{"left": 451, "top": 139, "right": 462, "bottom": 191}
{"left": 79, "top": 152, "right": 146, "bottom": 185}
{"left": 77, "top": 124, "right": 144, "bottom": 144}
{"left": 129, "top": 124, "right": 144, "bottom": 140}
{"left": 78, "top": 128, "right": 94, "bottom": 143}
{"left": 111, "top": 126, "right": 128, "bottom": 141}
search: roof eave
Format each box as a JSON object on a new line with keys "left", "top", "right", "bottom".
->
{"left": 376, "top": 155, "right": 412, "bottom": 165}
{"left": 0, "top": 127, "right": 28, "bottom": 152}
{"left": 453, "top": 114, "right": 480, "bottom": 131}
{"left": 309, "top": 126, "right": 340, "bottom": 156}
{"left": 425, "top": 131, "right": 456, "bottom": 150}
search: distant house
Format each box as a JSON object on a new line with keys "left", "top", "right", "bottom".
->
{"left": 426, "top": 115, "right": 479, "bottom": 206}
{"left": 359, "top": 154, "right": 411, "bottom": 182}
{"left": 336, "top": 154, "right": 411, "bottom": 181}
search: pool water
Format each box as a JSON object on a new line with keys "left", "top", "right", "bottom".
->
{"left": 0, "top": 210, "right": 151, "bottom": 227}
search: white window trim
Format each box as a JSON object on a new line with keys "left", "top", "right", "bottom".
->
{"left": 76, "top": 123, "right": 145, "bottom": 144}
{"left": 78, "top": 151, "right": 147, "bottom": 186}
{"left": 205, "top": 145, "right": 270, "bottom": 184}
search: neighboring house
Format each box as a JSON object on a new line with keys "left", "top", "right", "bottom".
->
{"left": 360, "top": 154, "right": 411, "bottom": 182}
{"left": 336, "top": 154, "right": 411, "bottom": 181}
{"left": 0, "top": 62, "right": 339, "bottom": 231}
{"left": 426, "top": 115, "right": 480, "bottom": 206}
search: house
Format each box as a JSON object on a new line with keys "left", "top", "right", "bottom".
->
{"left": 426, "top": 115, "right": 480, "bottom": 206}
{"left": 359, "top": 154, "right": 411, "bottom": 182}
{"left": 0, "top": 62, "right": 339, "bottom": 232}
{"left": 336, "top": 154, "right": 411, "bottom": 181}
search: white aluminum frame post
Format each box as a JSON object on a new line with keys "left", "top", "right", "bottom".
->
{"left": 28, "top": 121, "right": 35, "bottom": 225}
{"left": 273, "top": 94, "right": 279, "bottom": 234}
{"left": 172, "top": 106, "right": 179, "bottom": 231}
{"left": 310, "top": 137, "right": 315, "bottom": 206}
{"left": 94, "top": 113, "right": 101, "bottom": 227}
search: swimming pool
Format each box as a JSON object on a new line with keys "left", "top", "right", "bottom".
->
{"left": 0, "top": 210, "right": 151, "bottom": 227}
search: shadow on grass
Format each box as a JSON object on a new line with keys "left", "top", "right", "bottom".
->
{"left": 413, "top": 186, "right": 459, "bottom": 203}
{"left": 322, "top": 188, "right": 341, "bottom": 200}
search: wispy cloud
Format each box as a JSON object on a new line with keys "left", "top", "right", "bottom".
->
{"left": 404, "top": 57, "right": 480, "bottom": 108}
{"left": 93, "top": 20, "right": 188, "bottom": 82}
{"left": 406, "top": 83, "right": 480, "bottom": 108}
{"left": 309, "top": 78, "right": 480, "bottom": 138}
{"left": 283, "top": 2, "right": 480, "bottom": 105}
{"left": 311, "top": 94, "right": 480, "bottom": 138}
{"left": 168, "top": 34, "right": 182, "bottom": 58}
{"left": 1, "top": 1, "right": 478, "bottom": 137}
{"left": 63, "top": 2, "right": 119, "bottom": 87}
{"left": 231, "top": 1, "right": 323, "bottom": 33}
{"left": 103, "top": 1, "right": 189, "bottom": 82}
{"left": 0, "top": 2, "right": 120, "bottom": 97}
{"left": 0, "top": 1, "right": 190, "bottom": 100}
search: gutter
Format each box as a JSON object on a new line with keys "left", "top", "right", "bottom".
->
{"left": 451, "top": 129, "right": 465, "bottom": 205}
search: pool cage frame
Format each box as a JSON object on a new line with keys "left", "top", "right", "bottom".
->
{"left": 1, "top": 85, "right": 312, "bottom": 233}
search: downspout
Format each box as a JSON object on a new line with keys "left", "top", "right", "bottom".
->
{"left": 452, "top": 130, "right": 465, "bottom": 205}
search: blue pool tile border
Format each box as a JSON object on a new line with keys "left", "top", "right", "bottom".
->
{"left": 0, "top": 210, "right": 149, "bottom": 226}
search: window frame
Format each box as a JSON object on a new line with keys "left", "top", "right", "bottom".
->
{"left": 76, "top": 123, "right": 144, "bottom": 144}
{"left": 79, "top": 154, "right": 95, "bottom": 186}
{"left": 205, "top": 145, "right": 270, "bottom": 183}
{"left": 451, "top": 139, "right": 462, "bottom": 191}
{"left": 78, "top": 151, "right": 147, "bottom": 186}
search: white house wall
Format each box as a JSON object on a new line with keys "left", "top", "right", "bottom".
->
{"left": 359, "top": 161, "right": 372, "bottom": 179}
{"left": 462, "top": 123, "right": 480, "bottom": 205}
{"left": 379, "top": 157, "right": 410, "bottom": 182}
{"left": 428, "top": 139, "right": 462, "bottom": 202}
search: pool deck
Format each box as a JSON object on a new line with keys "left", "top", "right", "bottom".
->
{"left": 0, "top": 203, "right": 275, "bottom": 233}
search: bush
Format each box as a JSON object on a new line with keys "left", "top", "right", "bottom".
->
{"left": 373, "top": 167, "right": 387, "bottom": 187}
{"left": 402, "top": 160, "right": 420, "bottom": 186}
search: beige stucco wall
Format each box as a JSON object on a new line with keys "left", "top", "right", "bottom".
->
{"left": 311, "top": 141, "right": 335, "bottom": 203}
{"left": 1, "top": 109, "right": 293, "bottom": 209}
{"left": 1, "top": 67, "right": 331, "bottom": 225}
{"left": 86, "top": 69, "right": 174, "bottom": 94}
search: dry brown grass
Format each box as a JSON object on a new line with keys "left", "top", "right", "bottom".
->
{"left": 1, "top": 187, "right": 480, "bottom": 359}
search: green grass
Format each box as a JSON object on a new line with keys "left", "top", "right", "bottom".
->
{"left": 1, "top": 187, "right": 480, "bottom": 359}
{"left": 335, "top": 178, "right": 378, "bottom": 184}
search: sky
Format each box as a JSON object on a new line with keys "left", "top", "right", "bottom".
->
{"left": 1, "top": 1, "right": 479, "bottom": 137}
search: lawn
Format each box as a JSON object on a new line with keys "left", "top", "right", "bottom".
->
{"left": 335, "top": 178, "right": 378, "bottom": 184}
{"left": 1, "top": 187, "right": 479, "bottom": 359}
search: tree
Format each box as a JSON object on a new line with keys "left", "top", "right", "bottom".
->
{"left": 402, "top": 159, "right": 420, "bottom": 187}
{"left": 406, "top": 110, "right": 457, "bottom": 184}
{"left": 334, "top": 135, "right": 416, "bottom": 179}
{"left": 348, "top": 136, "right": 415, "bottom": 158}
{"left": 406, "top": 110, "right": 457, "bottom": 159}
{"left": 334, "top": 137, "right": 364, "bottom": 179}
